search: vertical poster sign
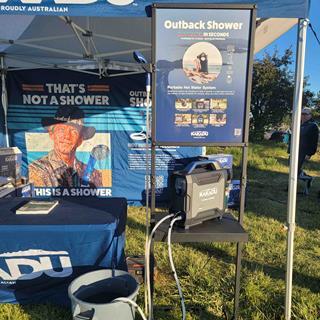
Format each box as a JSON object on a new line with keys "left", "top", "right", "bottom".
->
{"left": 153, "top": 4, "right": 255, "bottom": 145}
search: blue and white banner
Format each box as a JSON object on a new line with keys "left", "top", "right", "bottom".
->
{"left": 154, "top": 6, "right": 253, "bottom": 145}
{"left": 6, "top": 69, "right": 201, "bottom": 204}
{"left": 0, "top": 197, "right": 127, "bottom": 304}
{"left": 0, "top": 0, "right": 310, "bottom": 18}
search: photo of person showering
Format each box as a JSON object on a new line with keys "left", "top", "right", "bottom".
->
{"left": 175, "top": 114, "right": 192, "bottom": 126}
{"left": 175, "top": 98, "right": 192, "bottom": 111}
{"left": 191, "top": 114, "right": 209, "bottom": 126}
{"left": 210, "top": 98, "right": 228, "bottom": 110}
{"left": 194, "top": 52, "right": 208, "bottom": 73}
{"left": 192, "top": 99, "right": 210, "bottom": 111}
{"left": 28, "top": 106, "right": 107, "bottom": 188}
{"left": 183, "top": 41, "right": 222, "bottom": 84}
{"left": 210, "top": 113, "right": 227, "bottom": 126}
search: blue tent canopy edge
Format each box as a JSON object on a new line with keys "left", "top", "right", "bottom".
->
{"left": 0, "top": 0, "right": 311, "bottom": 18}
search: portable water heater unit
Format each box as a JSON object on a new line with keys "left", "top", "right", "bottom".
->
{"left": 169, "top": 160, "right": 229, "bottom": 229}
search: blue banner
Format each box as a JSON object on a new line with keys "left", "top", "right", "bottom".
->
{"left": 0, "top": 0, "right": 310, "bottom": 18}
{"left": 154, "top": 7, "right": 253, "bottom": 145}
{"left": 6, "top": 69, "right": 201, "bottom": 204}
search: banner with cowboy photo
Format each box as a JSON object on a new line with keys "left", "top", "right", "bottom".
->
{"left": 5, "top": 69, "right": 202, "bottom": 203}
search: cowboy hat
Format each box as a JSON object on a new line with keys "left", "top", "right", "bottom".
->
{"left": 41, "top": 106, "right": 95, "bottom": 140}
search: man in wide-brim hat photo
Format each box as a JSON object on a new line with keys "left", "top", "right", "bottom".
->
{"left": 29, "top": 106, "right": 102, "bottom": 187}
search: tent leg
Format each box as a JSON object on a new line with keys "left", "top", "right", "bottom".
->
{"left": 1, "top": 55, "right": 9, "bottom": 147}
{"left": 285, "top": 18, "right": 308, "bottom": 320}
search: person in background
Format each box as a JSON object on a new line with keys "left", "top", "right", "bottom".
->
{"left": 297, "top": 107, "right": 319, "bottom": 178}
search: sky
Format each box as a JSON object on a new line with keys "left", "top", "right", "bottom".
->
{"left": 255, "top": 0, "right": 320, "bottom": 94}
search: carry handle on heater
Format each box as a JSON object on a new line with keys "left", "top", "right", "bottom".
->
{"left": 185, "top": 160, "right": 221, "bottom": 174}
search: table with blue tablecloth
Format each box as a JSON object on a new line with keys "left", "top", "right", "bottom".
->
{"left": 0, "top": 197, "right": 127, "bottom": 305}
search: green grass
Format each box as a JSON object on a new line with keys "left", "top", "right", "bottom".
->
{"left": 1, "top": 141, "right": 319, "bottom": 319}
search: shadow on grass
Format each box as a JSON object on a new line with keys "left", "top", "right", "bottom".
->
{"left": 182, "top": 242, "right": 320, "bottom": 295}
{"left": 274, "top": 155, "right": 320, "bottom": 171}
{"left": 127, "top": 217, "right": 320, "bottom": 294}
{"left": 241, "top": 261, "right": 320, "bottom": 295}
{"left": 127, "top": 216, "right": 146, "bottom": 233}
{"left": 20, "top": 304, "right": 71, "bottom": 320}
{"left": 154, "top": 304, "right": 228, "bottom": 320}
{"left": 246, "top": 165, "right": 320, "bottom": 231}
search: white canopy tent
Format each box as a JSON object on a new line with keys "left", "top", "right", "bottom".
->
{"left": 0, "top": 15, "right": 297, "bottom": 73}
{"left": 0, "top": 16, "right": 151, "bottom": 75}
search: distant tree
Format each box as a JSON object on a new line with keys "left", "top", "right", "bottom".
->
{"left": 302, "top": 88, "right": 315, "bottom": 108}
{"left": 312, "top": 91, "right": 320, "bottom": 122}
{"left": 314, "top": 91, "right": 320, "bottom": 109}
{"left": 250, "top": 49, "right": 294, "bottom": 140}
{"left": 250, "top": 49, "right": 315, "bottom": 141}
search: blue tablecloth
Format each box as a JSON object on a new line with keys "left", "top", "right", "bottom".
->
{"left": 0, "top": 197, "right": 127, "bottom": 305}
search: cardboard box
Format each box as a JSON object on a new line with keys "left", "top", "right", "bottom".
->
{"left": 126, "top": 256, "right": 145, "bottom": 284}
{"left": 16, "top": 183, "right": 34, "bottom": 197}
{"left": 0, "top": 147, "right": 22, "bottom": 183}
{"left": 0, "top": 182, "right": 33, "bottom": 199}
{"left": 203, "top": 154, "right": 233, "bottom": 179}
{"left": 227, "top": 179, "right": 241, "bottom": 209}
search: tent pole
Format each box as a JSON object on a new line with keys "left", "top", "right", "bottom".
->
{"left": 0, "top": 55, "right": 9, "bottom": 147}
{"left": 285, "top": 18, "right": 308, "bottom": 320}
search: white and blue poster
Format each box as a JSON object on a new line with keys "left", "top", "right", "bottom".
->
{"left": 5, "top": 69, "right": 202, "bottom": 204}
{"left": 154, "top": 6, "right": 253, "bottom": 144}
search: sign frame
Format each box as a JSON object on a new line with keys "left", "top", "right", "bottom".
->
{"left": 152, "top": 3, "right": 257, "bottom": 147}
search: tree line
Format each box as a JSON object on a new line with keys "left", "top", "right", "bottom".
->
{"left": 250, "top": 49, "right": 320, "bottom": 141}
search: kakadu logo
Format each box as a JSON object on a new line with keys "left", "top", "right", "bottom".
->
{"left": 0, "top": 249, "right": 72, "bottom": 282}
{"left": 0, "top": 0, "right": 134, "bottom": 6}
{"left": 191, "top": 131, "right": 208, "bottom": 137}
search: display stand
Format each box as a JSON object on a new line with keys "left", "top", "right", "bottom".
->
{"left": 149, "top": 4, "right": 256, "bottom": 319}
{"left": 150, "top": 145, "right": 249, "bottom": 319}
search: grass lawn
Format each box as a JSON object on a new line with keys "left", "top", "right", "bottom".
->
{"left": 1, "top": 142, "right": 319, "bottom": 320}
